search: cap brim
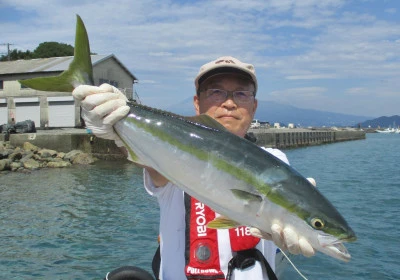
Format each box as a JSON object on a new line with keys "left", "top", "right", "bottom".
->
{"left": 197, "top": 67, "right": 254, "bottom": 88}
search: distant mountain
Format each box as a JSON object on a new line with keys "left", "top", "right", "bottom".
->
{"left": 167, "top": 97, "right": 198, "bottom": 116}
{"left": 360, "top": 115, "right": 400, "bottom": 128}
{"left": 167, "top": 98, "right": 371, "bottom": 127}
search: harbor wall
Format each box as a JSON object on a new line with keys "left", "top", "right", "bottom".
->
{"left": 250, "top": 128, "right": 365, "bottom": 148}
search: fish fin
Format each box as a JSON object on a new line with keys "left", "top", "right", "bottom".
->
{"left": 185, "top": 114, "right": 228, "bottom": 131}
{"left": 207, "top": 216, "right": 241, "bottom": 229}
{"left": 126, "top": 149, "right": 143, "bottom": 165}
{"left": 121, "top": 141, "right": 144, "bottom": 164}
{"left": 231, "top": 189, "right": 263, "bottom": 203}
{"left": 18, "top": 15, "right": 93, "bottom": 92}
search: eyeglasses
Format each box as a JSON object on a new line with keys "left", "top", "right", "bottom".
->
{"left": 202, "top": 89, "right": 255, "bottom": 104}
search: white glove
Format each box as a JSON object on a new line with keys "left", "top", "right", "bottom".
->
{"left": 249, "top": 177, "right": 317, "bottom": 257}
{"left": 72, "top": 83, "right": 130, "bottom": 147}
{"left": 250, "top": 224, "right": 315, "bottom": 257}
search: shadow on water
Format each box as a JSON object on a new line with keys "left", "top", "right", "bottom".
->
{"left": 0, "top": 160, "right": 159, "bottom": 279}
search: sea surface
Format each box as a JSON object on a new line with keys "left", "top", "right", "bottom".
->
{"left": 1, "top": 133, "right": 399, "bottom": 279}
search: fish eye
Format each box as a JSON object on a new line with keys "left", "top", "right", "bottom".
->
{"left": 311, "top": 218, "right": 325, "bottom": 229}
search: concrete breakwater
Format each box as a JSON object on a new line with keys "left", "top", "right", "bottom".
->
{"left": 249, "top": 128, "right": 366, "bottom": 148}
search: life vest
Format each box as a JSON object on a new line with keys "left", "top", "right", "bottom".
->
{"left": 151, "top": 193, "right": 278, "bottom": 280}
{"left": 184, "top": 194, "right": 261, "bottom": 280}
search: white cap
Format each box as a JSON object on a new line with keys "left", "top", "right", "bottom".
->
{"left": 195, "top": 56, "right": 258, "bottom": 95}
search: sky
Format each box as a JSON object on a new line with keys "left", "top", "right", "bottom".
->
{"left": 1, "top": 0, "right": 399, "bottom": 118}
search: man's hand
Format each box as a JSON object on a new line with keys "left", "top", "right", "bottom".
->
{"left": 72, "top": 83, "right": 130, "bottom": 146}
{"left": 249, "top": 177, "right": 317, "bottom": 257}
{"left": 250, "top": 225, "right": 315, "bottom": 257}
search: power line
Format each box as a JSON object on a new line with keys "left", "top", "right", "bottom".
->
{"left": 0, "top": 43, "right": 14, "bottom": 61}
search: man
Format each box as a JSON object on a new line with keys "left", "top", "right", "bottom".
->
{"left": 73, "top": 56, "right": 315, "bottom": 280}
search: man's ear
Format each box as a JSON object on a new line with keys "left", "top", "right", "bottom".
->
{"left": 193, "top": 95, "right": 200, "bottom": 115}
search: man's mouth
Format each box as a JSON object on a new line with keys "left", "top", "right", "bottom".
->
{"left": 217, "top": 114, "right": 238, "bottom": 120}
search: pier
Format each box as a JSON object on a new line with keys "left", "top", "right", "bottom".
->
{"left": 249, "top": 128, "right": 366, "bottom": 149}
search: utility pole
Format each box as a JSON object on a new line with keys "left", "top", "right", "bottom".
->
{"left": 0, "top": 43, "right": 14, "bottom": 61}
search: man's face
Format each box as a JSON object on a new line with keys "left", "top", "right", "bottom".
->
{"left": 194, "top": 73, "right": 257, "bottom": 137}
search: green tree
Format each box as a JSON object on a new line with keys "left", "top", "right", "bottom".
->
{"left": 0, "top": 49, "right": 34, "bottom": 61}
{"left": 1, "top": 41, "right": 96, "bottom": 61}
{"left": 33, "top": 42, "right": 74, "bottom": 58}
{"left": 0, "top": 42, "right": 74, "bottom": 61}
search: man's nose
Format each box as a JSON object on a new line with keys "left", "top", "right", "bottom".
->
{"left": 221, "top": 93, "right": 237, "bottom": 108}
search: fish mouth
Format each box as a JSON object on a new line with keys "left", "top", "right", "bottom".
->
{"left": 318, "top": 234, "right": 354, "bottom": 262}
{"left": 324, "top": 240, "right": 351, "bottom": 262}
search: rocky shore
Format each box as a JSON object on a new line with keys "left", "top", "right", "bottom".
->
{"left": 0, "top": 141, "right": 98, "bottom": 173}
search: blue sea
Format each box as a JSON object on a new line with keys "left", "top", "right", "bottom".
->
{"left": 1, "top": 133, "right": 399, "bottom": 279}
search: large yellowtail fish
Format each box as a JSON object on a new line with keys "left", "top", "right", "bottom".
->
{"left": 20, "top": 15, "right": 356, "bottom": 261}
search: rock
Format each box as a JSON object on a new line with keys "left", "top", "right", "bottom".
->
{"left": 37, "top": 157, "right": 58, "bottom": 163}
{"left": 57, "top": 152, "right": 66, "bottom": 159}
{"left": 4, "top": 142, "right": 15, "bottom": 150}
{"left": 72, "top": 153, "right": 97, "bottom": 165}
{"left": 14, "top": 147, "right": 22, "bottom": 152}
{"left": 10, "top": 162, "right": 22, "bottom": 171}
{"left": 23, "top": 142, "right": 39, "bottom": 153}
{"left": 33, "top": 154, "right": 42, "bottom": 161}
{"left": 1, "top": 142, "right": 97, "bottom": 172}
{"left": 23, "top": 158, "right": 40, "bottom": 170}
{"left": 46, "top": 157, "right": 63, "bottom": 162}
{"left": 9, "top": 151, "right": 23, "bottom": 161}
{"left": 20, "top": 152, "right": 34, "bottom": 163}
{"left": 47, "top": 161, "right": 72, "bottom": 168}
{"left": 64, "top": 150, "right": 83, "bottom": 162}
{"left": 0, "top": 150, "right": 10, "bottom": 160}
{"left": 0, "top": 159, "right": 11, "bottom": 171}
{"left": 37, "top": 149, "right": 58, "bottom": 158}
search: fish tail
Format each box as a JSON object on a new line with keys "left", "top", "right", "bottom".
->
{"left": 18, "top": 15, "right": 94, "bottom": 92}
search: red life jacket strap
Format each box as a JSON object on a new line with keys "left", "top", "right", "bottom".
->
{"left": 184, "top": 194, "right": 261, "bottom": 280}
{"left": 185, "top": 194, "right": 225, "bottom": 279}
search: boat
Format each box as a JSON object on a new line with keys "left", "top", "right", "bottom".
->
{"left": 375, "top": 128, "right": 395, "bottom": 133}
{"left": 250, "top": 119, "right": 261, "bottom": 128}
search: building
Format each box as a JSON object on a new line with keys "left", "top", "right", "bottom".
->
{"left": 0, "top": 55, "right": 138, "bottom": 128}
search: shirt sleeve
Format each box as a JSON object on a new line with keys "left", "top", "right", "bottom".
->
{"left": 143, "top": 168, "right": 174, "bottom": 197}
{"left": 261, "top": 147, "right": 290, "bottom": 165}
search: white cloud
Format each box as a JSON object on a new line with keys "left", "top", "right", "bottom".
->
{"left": 1, "top": 0, "right": 399, "bottom": 117}
{"left": 286, "top": 74, "right": 338, "bottom": 80}
{"left": 345, "top": 87, "right": 369, "bottom": 95}
{"left": 384, "top": 8, "right": 397, "bottom": 14}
